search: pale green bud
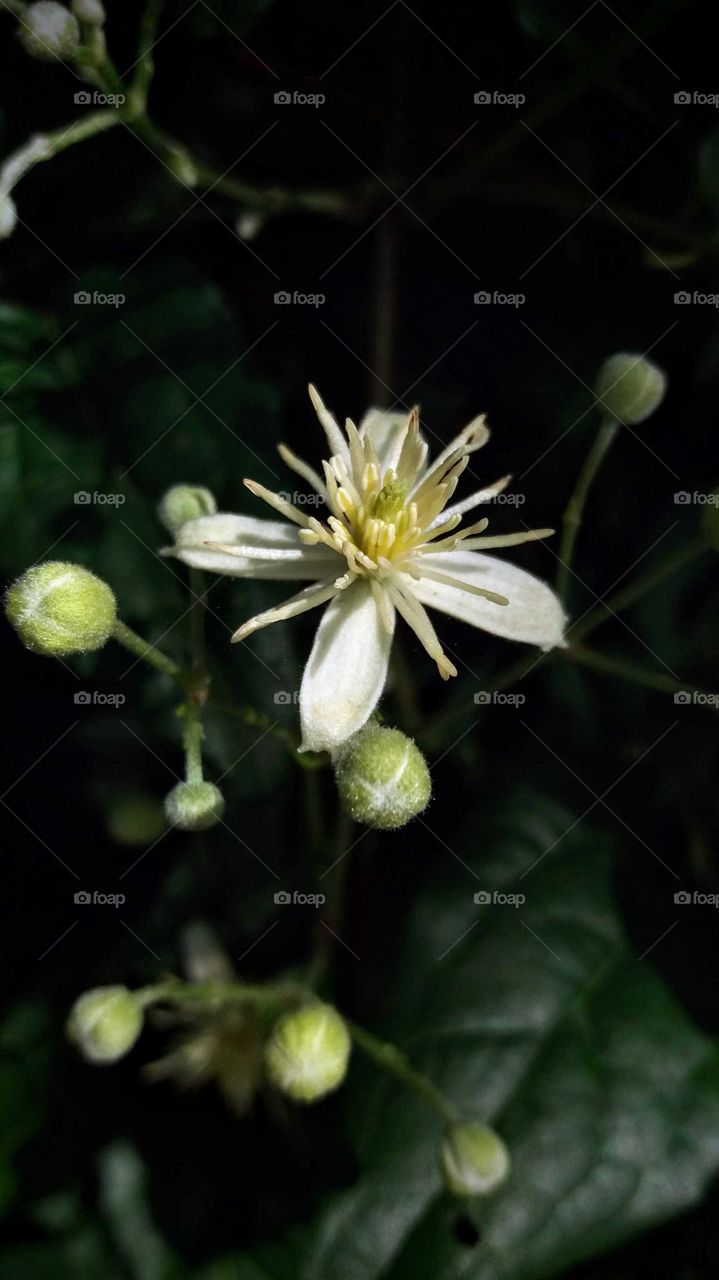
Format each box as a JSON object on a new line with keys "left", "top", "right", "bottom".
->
{"left": 164, "top": 780, "right": 225, "bottom": 831}
{"left": 19, "top": 2, "right": 80, "bottom": 62}
{"left": 72, "top": 0, "right": 105, "bottom": 23}
{"left": 440, "top": 1122, "right": 510, "bottom": 1197}
{"left": 335, "top": 723, "right": 431, "bottom": 830}
{"left": 594, "top": 352, "right": 666, "bottom": 425}
{"left": 67, "top": 985, "right": 143, "bottom": 1064}
{"left": 0, "top": 193, "right": 18, "bottom": 240}
{"left": 264, "top": 1002, "right": 351, "bottom": 1103}
{"left": 5, "top": 561, "right": 117, "bottom": 656}
{"left": 157, "top": 484, "right": 217, "bottom": 535}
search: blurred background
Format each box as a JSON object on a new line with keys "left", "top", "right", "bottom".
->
{"left": 1, "top": 0, "right": 719, "bottom": 1276}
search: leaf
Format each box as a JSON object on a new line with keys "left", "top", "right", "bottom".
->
{"left": 245, "top": 791, "right": 719, "bottom": 1280}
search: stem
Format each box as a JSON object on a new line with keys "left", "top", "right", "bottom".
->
{"left": 182, "top": 702, "right": 205, "bottom": 784}
{"left": 348, "top": 1021, "right": 460, "bottom": 1125}
{"left": 111, "top": 619, "right": 182, "bottom": 679}
{"left": 557, "top": 417, "right": 619, "bottom": 603}
{"left": 130, "top": 0, "right": 165, "bottom": 114}
{"left": 567, "top": 644, "right": 718, "bottom": 709}
{"left": 137, "top": 977, "right": 306, "bottom": 1011}
{"left": 570, "top": 536, "right": 707, "bottom": 642}
{"left": 188, "top": 567, "right": 210, "bottom": 704}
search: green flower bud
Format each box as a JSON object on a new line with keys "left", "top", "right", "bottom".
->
{"left": 19, "top": 2, "right": 81, "bottom": 62}
{"left": 72, "top": 0, "right": 105, "bottom": 23}
{"left": 157, "top": 484, "right": 217, "bottom": 535}
{"left": 164, "top": 780, "right": 225, "bottom": 831}
{"left": 264, "top": 1002, "right": 351, "bottom": 1103}
{"left": 67, "top": 985, "right": 143, "bottom": 1064}
{"left": 594, "top": 352, "right": 666, "bottom": 425}
{"left": 440, "top": 1122, "right": 510, "bottom": 1197}
{"left": 105, "top": 792, "right": 166, "bottom": 846}
{"left": 335, "top": 723, "right": 431, "bottom": 830}
{"left": 5, "top": 561, "right": 117, "bottom": 656}
{"left": 0, "top": 193, "right": 18, "bottom": 241}
{"left": 701, "top": 489, "right": 719, "bottom": 552}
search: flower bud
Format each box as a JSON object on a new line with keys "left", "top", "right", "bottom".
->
{"left": 19, "top": 2, "right": 81, "bottom": 62}
{"left": 164, "top": 780, "right": 225, "bottom": 831}
{"left": 157, "top": 484, "right": 217, "bottom": 535}
{"left": 72, "top": 0, "right": 105, "bottom": 23}
{"left": 594, "top": 352, "right": 666, "bottom": 425}
{"left": 264, "top": 1002, "right": 351, "bottom": 1103}
{"left": 67, "top": 985, "right": 143, "bottom": 1064}
{"left": 0, "top": 193, "right": 18, "bottom": 241}
{"left": 5, "top": 561, "right": 117, "bottom": 656}
{"left": 335, "top": 723, "right": 431, "bottom": 830}
{"left": 440, "top": 1122, "right": 510, "bottom": 1197}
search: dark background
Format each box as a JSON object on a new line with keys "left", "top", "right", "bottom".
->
{"left": 1, "top": 0, "right": 718, "bottom": 1275}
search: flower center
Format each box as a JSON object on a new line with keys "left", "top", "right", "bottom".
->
{"left": 370, "top": 480, "right": 407, "bottom": 522}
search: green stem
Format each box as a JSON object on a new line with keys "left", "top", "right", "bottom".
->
{"left": 129, "top": 0, "right": 165, "bottom": 114}
{"left": 182, "top": 702, "right": 205, "bottom": 784}
{"left": 567, "top": 645, "right": 718, "bottom": 709}
{"left": 137, "top": 977, "right": 306, "bottom": 1011}
{"left": 111, "top": 619, "right": 182, "bottom": 679}
{"left": 557, "top": 417, "right": 619, "bottom": 603}
{"left": 348, "top": 1021, "right": 460, "bottom": 1125}
{"left": 570, "top": 536, "right": 707, "bottom": 642}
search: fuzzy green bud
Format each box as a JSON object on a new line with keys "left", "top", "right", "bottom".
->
{"left": 72, "top": 0, "right": 105, "bottom": 23}
{"left": 440, "top": 1122, "right": 510, "bottom": 1197}
{"left": 5, "top": 561, "right": 117, "bottom": 656}
{"left": 594, "top": 352, "right": 666, "bottom": 425}
{"left": 264, "top": 1002, "right": 351, "bottom": 1103}
{"left": 67, "top": 985, "right": 143, "bottom": 1064}
{"left": 157, "top": 484, "right": 217, "bottom": 535}
{"left": 19, "top": 2, "right": 80, "bottom": 61}
{"left": 164, "top": 780, "right": 225, "bottom": 831}
{"left": 335, "top": 723, "right": 431, "bottom": 830}
{"left": 0, "top": 193, "right": 18, "bottom": 241}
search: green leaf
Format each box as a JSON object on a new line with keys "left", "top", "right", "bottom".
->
{"left": 255, "top": 792, "right": 719, "bottom": 1280}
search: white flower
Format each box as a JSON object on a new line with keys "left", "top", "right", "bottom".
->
{"left": 168, "top": 387, "right": 566, "bottom": 754}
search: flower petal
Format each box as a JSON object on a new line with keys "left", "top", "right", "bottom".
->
{"left": 359, "top": 407, "right": 427, "bottom": 476}
{"left": 300, "top": 579, "right": 395, "bottom": 754}
{"left": 407, "top": 548, "right": 567, "bottom": 650}
{"left": 168, "top": 513, "right": 339, "bottom": 579}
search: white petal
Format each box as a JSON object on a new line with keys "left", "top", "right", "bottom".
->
{"left": 168, "top": 513, "right": 338, "bottom": 579}
{"left": 359, "top": 407, "right": 427, "bottom": 475}
{"left": 300, "top": 579, "right": 395, "bottom": 754}
{"left": 407, "top": 549, "right": 567, "bottom": 651}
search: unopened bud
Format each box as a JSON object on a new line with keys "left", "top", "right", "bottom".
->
{"left": 0, "top": 193, "right": 18, "bottom": 240}
{"left": 67, "top": 985, "right": 143, "bottom": 1064}
{"left": 19, "top": 2, "right": 80, "bottom": 62}
{"left": 440, "top": 1122, "right": 510, "bottom": 1197}
{"left": 164, "top": 780, "right": 225, "bottom": 831}
{"left": 264, "top": 1002, "right": 351, "bottom": 1103}
{"left": 157, "top": 484, "right": 217, "bottom": 535}
{"left": 72, "top": 0, "right": 105, "bottom": 23}
{"left": 335, "top": 723, "right": 431, "bottom": 830}
{"left": 594, "top": 352, "right": 666, "bottom": 425}
{"left": 5, "top": 561, "right": 117, "bottom": 656}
